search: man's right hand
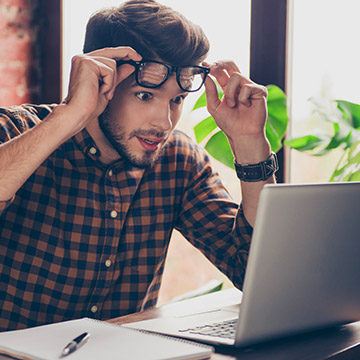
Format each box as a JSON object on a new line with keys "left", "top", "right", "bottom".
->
{"left": 62, "top": 46, "right": 142, "bottom": 136}
{"left": 0, "top": 47, "right": 141, "bottom": 202}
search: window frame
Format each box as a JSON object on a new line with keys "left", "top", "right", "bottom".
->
{"left": 250, "top": 0, "right": 288, "bottom": 183}
{"left": 39, "top": 0, "right": 62, "bottom": 104}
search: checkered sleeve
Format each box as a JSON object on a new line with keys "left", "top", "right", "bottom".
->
{"left": 175, "top": 141, "right": 253, "bottom": 290}
{"left": 0, "top": 105, "right": 55, "bottom": 214}
{"left": 0, "top": 104, "right": 54, "bottom": 143}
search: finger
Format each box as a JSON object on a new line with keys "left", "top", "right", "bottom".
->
{"left": 211, "top": 59, "right": 242, "bottom": 86}
{"left": 209, "top": 60, "right": 243, "bottom": 91}
{"left": 89, "top": 46, "right": 142, "bottom": 62}
{"left": 71, "top": 55, "right": 117, "bottom": 101}
{"left": 224, "top": 73, "right": 260, "bottom": 108}
{"left": 224, "top": 73, "right": 245, "bottom": 107}
{"left": 214, "top": 60, "right": 241, "bottom": 75}
{"left": 116, "top": 63, "right": 135, "bottom": 86}
{"left": 237, "top": 83, "right": 268, "bottom": 107}
{"left": 210, "top": 64, "right": 230, "bottom": 89}
{"left": 89, "top": 56, "right": 135, "bottom": 100}
{"left": 69, "top": 55, "right": 116, "bottom": 99}
{"left": 93, "top": 60, "right": 117, "bottom": 100}
{"left": 88, "top": 56, "right": 135, "bottom": 100}
{"left": 204, "top": 75, "right": 221, "bottom": 115}
{"left": 88, "top": 56, "right": 121, "bottom": 101}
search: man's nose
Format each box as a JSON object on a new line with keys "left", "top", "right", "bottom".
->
{"left": 149, "top": 103, "right": 172, "bottom": 132}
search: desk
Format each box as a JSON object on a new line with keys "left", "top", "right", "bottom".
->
{"left": 109, "top": 288, "right": 360, "bottom": 360}
{"left": 1, "top": 289, "right": 358, "bottom": 360}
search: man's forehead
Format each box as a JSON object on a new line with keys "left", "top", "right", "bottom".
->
{"left": 130, "top": 72, "right": 177, "bottom": 88}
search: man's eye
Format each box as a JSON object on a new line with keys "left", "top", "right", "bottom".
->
{"left": 171, "top": 95, "right": 185, "bottom": 105}
{"left": 136, "top": 92, "right": 153, "bottom": 101}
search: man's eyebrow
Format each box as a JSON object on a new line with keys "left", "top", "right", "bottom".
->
{"left": 131, "top": 81, "right": 157, "bottom": 88}
{"left": 130, "top": 79, "right": 143, "bottom": 88}
{"left": 129, "top": 81, "right": 189, "bottom": 96}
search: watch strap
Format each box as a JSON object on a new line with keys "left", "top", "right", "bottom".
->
{"left": 234, "top": 152, "right": 279, "bottom": 182}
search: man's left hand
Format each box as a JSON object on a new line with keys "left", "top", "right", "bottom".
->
{"left": 204, "top": 60, "right": 271, "bottom": 164}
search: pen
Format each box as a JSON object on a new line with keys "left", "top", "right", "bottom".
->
{"left": 62, "top": 332, "right": 90, "bottom": 357}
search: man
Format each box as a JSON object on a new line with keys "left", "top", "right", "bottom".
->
{"left": 0, "top": 0, "right": 277, "bottom": 331}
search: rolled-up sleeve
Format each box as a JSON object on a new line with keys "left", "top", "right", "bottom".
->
{"left": 0, "top": 105, "right": 53, "bottom": 216}
{"left": 0, "top": 104, "right": 53, "bottom": 143}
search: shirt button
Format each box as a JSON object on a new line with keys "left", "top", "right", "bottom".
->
{"left": 110, "top": 210, "right": 118, "bottom": 218}
{"left": 89, "top": 147, "right": 97, "bottom": 155}
{"left": 108, "top": 169, "right": 113, "bottom": 177}
{"left": 105, "top": 259, "right": 112, "bottom": 268}
{"left": 91, "top": 305, "right": 98, "bottom": 313}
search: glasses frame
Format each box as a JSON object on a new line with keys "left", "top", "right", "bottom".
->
{"left": 117, "top": 59, "right": 210, "bottom": 93}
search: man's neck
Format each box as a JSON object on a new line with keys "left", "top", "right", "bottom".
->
{"left": 85, "top": 117, "right": 121, "bottom": 165}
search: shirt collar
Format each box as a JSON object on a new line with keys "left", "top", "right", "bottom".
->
{"left": 71, "top": 129, "right": 145, "bottom": 174}
{"left": 72, "top": 128, "right": 102, "bottom": 161}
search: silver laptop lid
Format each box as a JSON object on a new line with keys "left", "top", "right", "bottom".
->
{"left": 236, "top": 182, "right": 360, "bottom": 346}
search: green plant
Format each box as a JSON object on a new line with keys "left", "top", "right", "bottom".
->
{"left": 285, "top": 98, "right": 360, "bottom": 182}
{"left": 191, "top": 85, "right": 289, "bottom": 169}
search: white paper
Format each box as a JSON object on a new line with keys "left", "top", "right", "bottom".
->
{"left": 0, "top": 318, "right": 213, "bottom": 360}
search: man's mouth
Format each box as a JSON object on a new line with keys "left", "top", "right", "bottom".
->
{"left": 137, "top": 136, "right": 163, "bottom": 151}
{"left": 140, "top": 138, "right": 158, "bottom": 145}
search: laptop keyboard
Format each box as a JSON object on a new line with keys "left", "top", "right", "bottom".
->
{"left": 178, "top": 319, "right": 237, "bottom": 339}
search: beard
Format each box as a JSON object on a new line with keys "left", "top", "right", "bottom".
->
{"left": 98, "top": 108, "right": 167, "bottom": 169}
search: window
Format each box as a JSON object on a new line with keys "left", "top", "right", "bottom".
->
{"left": 62, "top": 0, "right": 251, "bottom": 304}
{"left": 287, "top": 0, "right": 360, "bottom": 182}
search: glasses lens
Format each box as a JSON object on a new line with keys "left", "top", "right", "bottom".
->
{"left": 178, "top": 67, "right": 206, "bottom": 92}
{"left": 137, "top": 62, "right": 169, "bottom": 87}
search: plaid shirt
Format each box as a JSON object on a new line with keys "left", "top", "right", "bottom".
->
{"left": 0, "top": 104, "right": 252, "bottom": 331}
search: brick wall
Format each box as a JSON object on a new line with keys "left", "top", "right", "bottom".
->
{"left": 0, "top": 0, "right": 41, "bottom": 106}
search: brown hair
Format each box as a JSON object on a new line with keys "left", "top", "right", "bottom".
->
{"left": 83, "top": 0, "right": 210, "bottom": 66}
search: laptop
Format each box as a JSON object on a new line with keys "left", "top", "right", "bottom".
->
{"left": 124, "top": 182, "right": 360, "bottom": 347}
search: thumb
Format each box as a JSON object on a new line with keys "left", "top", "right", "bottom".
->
{"left": 106, "top": 64, "right": 135, "bottom": 101}
{"left": 204, "top": 76, "right": 221, "bottom": 115}
{"left": 116, "top": 64, "right": 135, "bottom": 85}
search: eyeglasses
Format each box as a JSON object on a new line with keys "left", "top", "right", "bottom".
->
{"left": 117, "top": 59, "right": 210, "bottom": 92}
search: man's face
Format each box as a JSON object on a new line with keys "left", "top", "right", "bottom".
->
{"left": 99, "top": 73, "right": 188, "bottom": 168}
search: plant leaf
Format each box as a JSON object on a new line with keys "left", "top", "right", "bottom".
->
{"left": 266, "top": 85, "right": 289, "bottom": 153}
{"left": 350, "top": 171, "right": 360, "bottom": 181}
{"left": 284, "top": 133, "right": 329, "bottom": 152}
{"left": 309, "top": 97, "right": 346, "bottom": 125}
{"left": 324, "top": 123, "right": 351, "bottom": 151}
{"left": 192, "top": 91, "right": 207, "bottom": 111}
{"left": 205, "top": 131, "right": 234, "bottom": 169}
{"left": 336, "top": 100, "right": 360, "bottom": 129}
{"left": 193, "top": 116, "right": 218, "bottom": 143}
{"left": 330, "top": 146, "right": 360, "bottom": 182}
{"left": 347, "top": 140, "right": 360, "bottom": 160}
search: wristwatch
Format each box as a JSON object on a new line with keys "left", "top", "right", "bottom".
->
{"left": 234, "top": 152, "right": 279, "bottom": 182}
